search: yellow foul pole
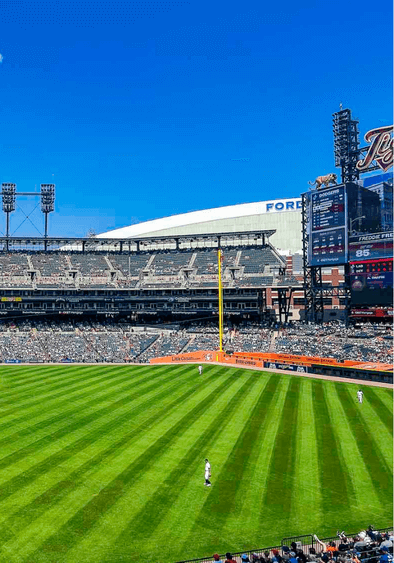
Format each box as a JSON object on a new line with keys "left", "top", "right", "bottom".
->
{"left": 218, "top": 249, "right": 223, "bottom": 352}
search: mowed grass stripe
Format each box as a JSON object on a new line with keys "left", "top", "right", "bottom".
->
{"left": 365, "top": 388, "right": 393, "bottom": 435}
{"left": 0, "top": 367, "right": 210, "bottom": 542}
{"left": 113, "top": 374, "right": 274, "bottom": 552}
{"left": 336, "top": 385, "right": 393, "bottom": 505}
{"left": 220, "top": 376, "right": 290, "bottom": 552}
{"left": 149, "top": 374, "right": 283, "bottom": 559}
{"left": 0, "top": 365, "right": 165, "bottom": 444}
{"left": 356, "top": 395, "right": 393, "bottom": 467}
{"left": 324, "top": 384, "right": 384, "bottom": 523}
{"left": 75, "top": 371, "right": 260, "bottom": 563}
{"left": 382, "top": 388, "right": 394, "bottom": 400}
{"left": 0, "top": 365, "right": 144, "bottom": 425}
{"left": 312, "top": 380, "right": 354, "bottom": 522}
{"left": 17, "top": 369, "right": 237, "bottom": 561}
{"left": 0, "top": 365, "right": 107, "bottom": 406}
{"left": 262, "top": 377, "right": 300, "bottom": 534}
{"left": 0, "top": 365, "right": 186, "bottom": 463}
{"left": 0, "top": 365, "right": 198, "bottom": 499}
{"left": 288, "top": 378, "right": 322, "bottom": 535}
{"left": 0, "top": 366, "right": 215, "bottom": 549}
{"left": 0, "top": 365, "right": 66, "bottom": 389}
{"left": 183, "top": 374, "right": 284, "bottom": 558}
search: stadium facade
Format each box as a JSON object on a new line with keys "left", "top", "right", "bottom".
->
{"left": 98, "top": 197, "right": 303, "bottom": 254}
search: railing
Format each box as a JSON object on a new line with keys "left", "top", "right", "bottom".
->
{"left": 176, "top": 527, "right": 393, "bottom": 563}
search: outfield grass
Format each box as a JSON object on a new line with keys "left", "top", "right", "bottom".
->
{"left": 0, "top": 364, "right": 392, "bottom": 563}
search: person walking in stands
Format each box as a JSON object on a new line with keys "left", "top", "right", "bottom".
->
{"left": 204, "top": 458, "right": 212, "bottom": 486}
{"left": 357, "top": 389, "right": 364, "bottom": 403}
{"left": 198, "top": 364, "right": 203, "bottom": 375}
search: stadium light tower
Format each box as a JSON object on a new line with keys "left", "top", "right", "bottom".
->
{"left": 2, "top": 183, "right": 16, "bottom": 240}
{"left": 40, "top": 184, "right": 55, "bottom": 239}
{"left": 333, "top": 108, "right": 360, "bottom": 184}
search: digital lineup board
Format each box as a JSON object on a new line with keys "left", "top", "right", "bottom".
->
{"left": 308, "top": 185, "right": 347, "bottom": 266}
{"left": 311, "top": 185, "right": 346, "bottom": 231}
{"left": 310, "top": 228, "right": 346, "bottom": 265}
{"left": 348, "top": 232, "right": 393, "bottom": 262}
{"left": 350, "top": 258, "right": 393, "bottom": 306}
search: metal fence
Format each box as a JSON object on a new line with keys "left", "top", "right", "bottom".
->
{"left": 176, "top": 527, "right": 393, "bottom": 563}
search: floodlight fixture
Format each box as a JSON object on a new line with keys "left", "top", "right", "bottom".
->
{"left": 2, "top": 183, "right": 16, "bottom": 239}
{"left": 40, "top": 184, "right": 55, "bottom": 240}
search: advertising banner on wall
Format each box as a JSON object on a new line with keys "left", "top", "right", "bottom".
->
{"left": 263, "top": 361, "right": 309, "bottom": 373}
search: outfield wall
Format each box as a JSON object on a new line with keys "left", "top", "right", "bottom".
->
{"left": 150, "top": 350, "right": 393, "bottom": 384}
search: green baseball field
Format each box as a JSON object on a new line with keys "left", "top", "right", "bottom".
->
{"left": 0, "top": 364, "right": 392, "bottom": 563}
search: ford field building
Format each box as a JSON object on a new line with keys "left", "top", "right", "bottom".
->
{"left": 98, "top": 198, "right": 303, "bottom": 254}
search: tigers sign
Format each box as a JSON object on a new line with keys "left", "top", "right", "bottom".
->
{"left": 356, "top": 125, "right": 393, "bottom": 172}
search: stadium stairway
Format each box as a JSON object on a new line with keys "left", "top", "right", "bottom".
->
{"left": 133, "top": 333, "right": 160, "bottom": 361}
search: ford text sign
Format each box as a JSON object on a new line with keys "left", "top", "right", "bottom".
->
{"left": 265, "top": 199, "right": 302, "bottom": 212}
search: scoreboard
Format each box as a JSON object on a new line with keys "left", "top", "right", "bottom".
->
{"left": 311, "top": 186, "right": 346, "bottom": 231}
{"left": 350, "top": 258, "right": 393, "bottom": 306}
{"left": 308, "top": 185, "right": 347, "bottom": 266}
{"left": 305, "top": 182, "right": 384, "bottom": 267}
{"left": 348, "top": 232, "right": 393, "bottom": 262}
{"left": 310, "top": 228, "right": 346, "bottom": 265}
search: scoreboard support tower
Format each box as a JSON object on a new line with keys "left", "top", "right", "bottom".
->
{"left": 302, "top": 193, "right": 324, "bottom": 323}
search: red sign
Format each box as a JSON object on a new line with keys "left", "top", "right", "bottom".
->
{"left": 351, "top": 308, "right": 393, "bottom": 317}
{"left": 356, "top": 125, "right": 393, "bottom": 172}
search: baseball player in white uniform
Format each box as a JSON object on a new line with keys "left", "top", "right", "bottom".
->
{"left": 357, "top": 389, "right": 364, "bottom": 403}
{"left": 204, "top": 458, "right": 211, "bottom": 486}
{"left": 198, "top": 365, "right": 203, "bottom": 375}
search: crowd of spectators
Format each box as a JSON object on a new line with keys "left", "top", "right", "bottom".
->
{"left": 0, "top": 318, "right": 391, "bottom": 365}
{"left": 200, "top": 527, "right": 393, "bottom": 563}
{"left": 274, "top": 322, "right": 392, "bottom": 363}
{"left": 0, "top": 248, "right": 285, "bottom": 289}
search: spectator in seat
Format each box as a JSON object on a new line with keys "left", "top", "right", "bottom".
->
{"left": 326, "top": 542, "right": 338, "bottom": 558}
{"left": 212, "top": 554, "right": 223, "bottom": 563}
{"left": 289, "top": 551, "right": 298, "bottom": 563}
{"left": 380, "top": 547, "right": 393, "bottom": 563}
{"left": 272, "top": 549, "right": 283, "bottom": 563}
{"left": 380, "top": 535, "right": 393, "bottom": 551}
{"left": 338, "top": 539, "right": 350, "bottom": 552}
{"left": 297, "top": 549, "right": 307, "bottom": 563}
{"left": 242, "top": 555, "right": 251, "bottom": 562}
{"left": 307, "top": 548, "right": 318, "bottom": 562}
{"left": 225, "top": 553, "right": 237, "bottom": 563}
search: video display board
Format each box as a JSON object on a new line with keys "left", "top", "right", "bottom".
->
{"left": 348, "top": 232, "right": 393, "bottom": 262}
{"left": 350, "top": 258, "right": 393, "bottom": 306}
{"left": 310, "top": 228, "right": 346, "bottom": 265}
{"left": 308, "top": 185, "right": 347, "bottom": 266}
{"left": 311, "top": 186, "right": 346, "bottom": 231}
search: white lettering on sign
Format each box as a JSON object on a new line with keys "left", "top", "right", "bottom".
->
{"left": 265, "top": 199, "right": 302, "bottom": 212}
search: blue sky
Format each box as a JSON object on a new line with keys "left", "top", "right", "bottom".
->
{"left": 0, "top": 0, "right": 392, "bottom": 237}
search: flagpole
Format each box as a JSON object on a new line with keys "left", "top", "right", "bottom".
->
{"left": 218, "top": 249, "right": 223, "bottom": 352}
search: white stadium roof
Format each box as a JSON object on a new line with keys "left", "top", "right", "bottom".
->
{"left": 98, "top": 197, "right": 302, "bottom": 243}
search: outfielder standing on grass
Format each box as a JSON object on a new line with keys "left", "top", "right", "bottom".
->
{"left": 198, "top": 365, "right": 203, "bottom": 375}
{"left": 357, "top": 389, "right": 364, "bottom": 403}
{"left": 204, "top": 458, "right": 211, "bottom": 486}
